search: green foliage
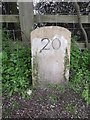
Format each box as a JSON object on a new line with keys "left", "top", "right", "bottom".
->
{"left": 2, "top": 32, "right": 32, "bottom": 97}
{"left": 2, "top": 32, "right": 90, "bottom": 105}
{"left": 70, "top": 36, "right": 90, "bottom": 105}
{"left": 82, "top": 83, "right": 90, "bottom": 105}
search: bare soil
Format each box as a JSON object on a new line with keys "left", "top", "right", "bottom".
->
{"left": 2, "top": 85, "right": 89, "bottom": 119}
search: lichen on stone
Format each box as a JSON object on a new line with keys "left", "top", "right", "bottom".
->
{"left": 64, "top": 48, "right": 70, "bottom": 81}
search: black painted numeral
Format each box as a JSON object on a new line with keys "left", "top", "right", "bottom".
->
{"left": 40, "top": 38, "right": 61, "bottom": 53}
{"left": 52, "top": 38, "right": 61, "bottom": 50}
{"left": 40, "top": 38, "right": 50, "bottom": 53}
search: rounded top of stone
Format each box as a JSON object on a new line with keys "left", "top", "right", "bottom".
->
{"left": 31, "top": 26, "right": 71, "bottom": 34}
{"left": 31, "top": 26, "right": 71, "bottom": 41}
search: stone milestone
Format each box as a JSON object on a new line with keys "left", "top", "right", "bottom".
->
{"left": 31, "top": 26, "right": 71, "bottom": 86}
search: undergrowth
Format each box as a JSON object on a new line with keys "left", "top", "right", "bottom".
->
{"left": 2, "top": 32, "right": 32, "bottom": 97}
{"left": 70, "top": 36, "right": 90, "bottom": 105}
{"left": 2, "top": 33, "right": 90, "bottom": 105}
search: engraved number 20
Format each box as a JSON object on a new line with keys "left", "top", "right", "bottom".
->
{"left": 40, "top": 38, "right": 61, "bottom": 53}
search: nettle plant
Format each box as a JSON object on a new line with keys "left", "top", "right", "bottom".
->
{"left": 2, "top": 33, "right": 32, "bottom": 97}
{"left": 70, "top": 36, "right": 90, "bottom": 105}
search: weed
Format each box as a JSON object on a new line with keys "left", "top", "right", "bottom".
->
{"left": 3, "top": 108, "right": 12, "bottom": 117}
{"left": 65, "top": 103, "right": 76, "bottom": 114}
{"left": 48, "top": 94, "right": 57, "bottom": 104}
{"left": 12, "top": 100, "right": 20, "bottom": 110}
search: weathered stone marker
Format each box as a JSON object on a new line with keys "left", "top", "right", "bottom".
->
{"left": 31, "top": 26, "right": 71, "bottom": 86}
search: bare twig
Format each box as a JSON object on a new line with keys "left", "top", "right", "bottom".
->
{"left": 74, "top": 2, "right": 89, "bottom": 49}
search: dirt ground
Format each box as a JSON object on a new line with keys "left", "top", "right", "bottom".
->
{"left": 2, "top": 85, "right": 89, "bottom": 119}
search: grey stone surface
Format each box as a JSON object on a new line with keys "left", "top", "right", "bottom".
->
{"left": 31, "top": 26, "right": 71, "bottom": 86}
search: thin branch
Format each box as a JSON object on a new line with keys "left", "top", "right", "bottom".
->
{"left": 74, "top": 2, "right": 89, "bottom": 49}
